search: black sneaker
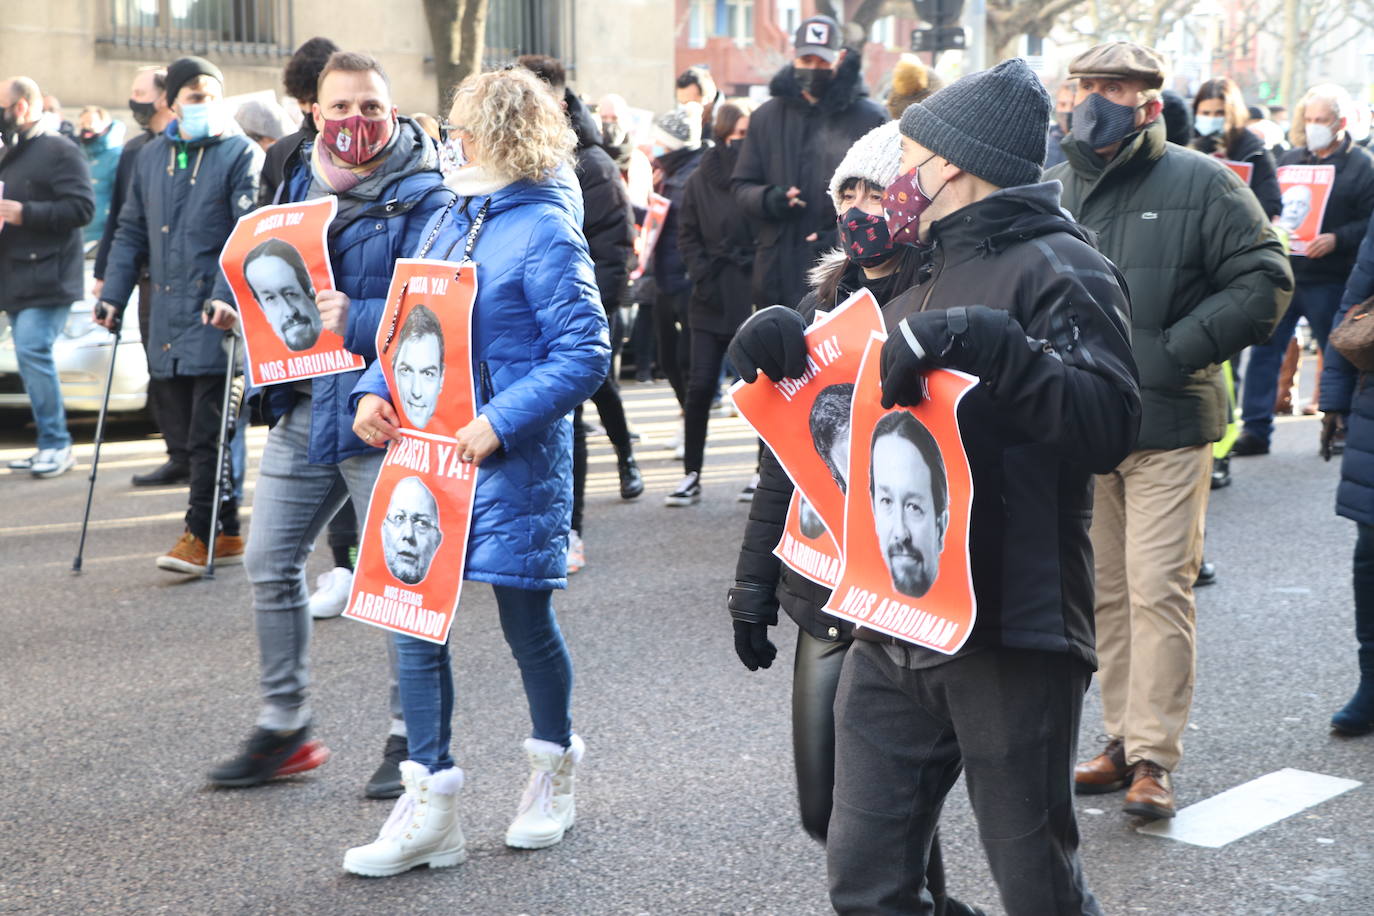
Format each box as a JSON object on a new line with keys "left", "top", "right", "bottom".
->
{"left": 209, "top": 724, "right": 317, "bottom": 788}
{"left": 132, "top": 460, "right": 190, "bottom": 486}
{"left": 364, "top": 733, "right": 409, "bottom": 799}
{"left": 1230, "top": 433, "right": 1269, "bottom": 456}
{"left": 665, "top": 472, "right": 702, "bottom": 507}
{"left": 1194, "top": 561, "right": 1217, "bottom": 587}
{"left": 618, "top": 456, "right": 644, "bottom": 500}
{"left": 737, "top": 473, "right": 760, "bottom": 503}
{"left": 1210, "top": 457, "right": 1231, "bottom": 490}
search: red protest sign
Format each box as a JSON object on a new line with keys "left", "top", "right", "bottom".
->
{"left": 730, "top": 289, "right": 885, "bottom": 545}
{"left": 374, "top": 259, "right": 478, "bottom": 438}
{"left": 774, "top": 490, "right": 843, "bottom": 588}
{"left": 1222, "top": 160, "right": 1253, "bottom": 184}
{"left": 822, "top": 333, "right": 978, "bottom": 654}
{"left": 629, "top": 192, "right": 670, "bottom": 282}
{"left": 1276, "top": 164, "right": 1335, "bottom": 256}
{"left": 218, "top": 196, "right": 365, "bottom": 387}
{"left": 345, "top": 430, "right": 477, "bottom": 645}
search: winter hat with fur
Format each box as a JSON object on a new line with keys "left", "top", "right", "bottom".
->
{"left": 653, "top": 102, "right": 704, "bottom": 152}
{"left": 886, "top": 54, "right": 944, "bottom": 120}
{"left": 899, "top": 57, "right": 1050, "bottom": 189}
{"left": 828, "top": 121, "right": 903, "bottom": 212}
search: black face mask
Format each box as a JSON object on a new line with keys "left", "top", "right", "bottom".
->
{"left": 793, "top": 66, "right": 833, "bottom": 99}
{"left": 129, "top": 98, "right": 157, "bottom": 129}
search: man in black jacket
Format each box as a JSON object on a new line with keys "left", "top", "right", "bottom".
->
{"left": 259, "top": 37, "right": 339, "bottom": 208}
{"left": 732, "top": 14, "right": 885, "bottom": 310}
{"left": 93, "top": 66, "right": 193, "bottom": 487}
{"left": 731, "top": 59, "right": 1138, "bottom": 915}
{"left": 1236, "top": 83, "right": 1374, "bottom": 456}
{"left": 0, "top": 76, "right": 95, "bottom": 479}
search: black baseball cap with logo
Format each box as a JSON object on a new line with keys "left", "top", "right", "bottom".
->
{"left": 794, "top": 15, "right": 843, "bottom": 63}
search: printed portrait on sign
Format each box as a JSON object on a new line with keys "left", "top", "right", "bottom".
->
{"left": 868, "top": 410, "right": 949, "bottom": 600}
{"left": 391, "top": 304, "right": 446, "bottom": 431}
{"left": 243, "top": 238, "right": 323, "bottom": 352}
{"left": 1278, "top": 184, "right": 1311, "bottom": 234}
{"left": 381, "top": 475, "right": 444, "bottom": 585}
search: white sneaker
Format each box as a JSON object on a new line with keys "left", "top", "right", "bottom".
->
{"left": 308, "top": 567, "right": 354, "bottom": 619}
{"left": 737, "top": 473, "right": 760, "bottom": 503}
{"left": 505, "top": 735, "right": 584, "bottom": 849}
{"left": 29, "top": 447, "right": 75, "bottom": 479}
{"left": 567, "top": 531, "right": 586, "bottom": 576}
{"left": 343, "top": 761, "right": 466, "bottom": 877}
{"left": 7, "top": 451, "right": 39, "bottom": 470}
{"left": 664, "top": 472, "right": 702, "bottom": 507}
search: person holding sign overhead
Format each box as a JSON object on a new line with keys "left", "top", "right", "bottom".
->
{"left": 202, "top": 51, "right": 452, "bottom": 796}
{"left": 347, "top": 66, "right": 609, "bottom": 878}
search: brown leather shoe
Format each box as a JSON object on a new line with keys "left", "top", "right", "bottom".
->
{"left": 1074, "top": 737, "right": 1132, "bottom": 794}
{"left": 1123, "top": 760, "right": 1175, "bottom": 819}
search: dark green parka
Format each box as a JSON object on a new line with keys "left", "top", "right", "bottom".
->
{"left": 1046, "top": 119, "right": 1293, "bottom": 450}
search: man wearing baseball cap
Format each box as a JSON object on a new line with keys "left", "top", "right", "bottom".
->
{"left": 1046, "top": 43, "right": 1292, "bottom": 820}
{"left": 731, "top": 14, "right": 884, "bottom": 310}
{"left": 730, "top": 57, "right": 1140, "bottom": 914}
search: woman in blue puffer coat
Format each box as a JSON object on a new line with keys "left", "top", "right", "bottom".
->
{"left": 346, "top": 67, "right": 610, "bottom": 878}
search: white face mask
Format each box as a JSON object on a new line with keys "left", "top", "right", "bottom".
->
{"left": 1306, "top": 122, "right": 1335, "bottom": 151}
{"left": 1194, "top": 115, "right": 1225, "bottom": 137}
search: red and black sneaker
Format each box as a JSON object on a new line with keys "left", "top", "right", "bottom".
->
{"left": 208, "top": 725, "right": 331, "bottom": 788}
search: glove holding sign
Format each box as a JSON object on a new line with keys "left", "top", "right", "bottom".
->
{"left": 880, "top": 306, "right": 1016, "bottom": 408}
{"left": 728, "top": 305, "right": 809, "bottom": 383}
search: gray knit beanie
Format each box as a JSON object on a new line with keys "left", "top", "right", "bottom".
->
{"left": 898, "top": 57, "right": 1050, "bottom": 189}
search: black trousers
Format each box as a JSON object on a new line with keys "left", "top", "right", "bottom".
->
{"left": 683, "top": 327, "right": 730, "bottom": 475}
{"left": 828, "top": 642, "right": 1101, "bottom": 916}
{"left": 653, "top": 289, "right": 690, "bottom": 407}
{"left": 155, "top": 373, "right": 239, "bottom": 541}
{"left": 571, "top": 309, "right": 633, "bottom": 534}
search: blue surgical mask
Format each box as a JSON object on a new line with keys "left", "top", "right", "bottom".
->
{"left": 1195, "top": 115, "right": 1225, "bottom": 137}
{"left": 177, "top": 102, "right": 219, "bottom": 141}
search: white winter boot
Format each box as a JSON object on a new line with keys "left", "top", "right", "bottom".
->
{"left": 504, "top": 734, "right": 585, "bottom": 849}
{"left": 343, "top": 760, "right": 466, "bottom": 877}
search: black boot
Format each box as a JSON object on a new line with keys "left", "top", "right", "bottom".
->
{"left": 618, "top": 455, "right": 644, "bottom": 500}
{"left": 1332, "top": 649, "right": 1374, "bottom": 736}
{"left": 1210, "top": 456, "right": 1231, "bottom": 489}
{"left": 365, "top": 733, "right": 409, "bottom": 798}
{"left": 132, "top": 459, "right": 190, "bottom": 487}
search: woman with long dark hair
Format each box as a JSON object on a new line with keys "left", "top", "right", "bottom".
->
{"left": 1191, "top": 77, "right": 1281, "bottom": 218}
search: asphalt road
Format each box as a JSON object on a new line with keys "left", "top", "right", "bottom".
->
{"left": 1, "top": 369, "right": 1371, "bottom": 916}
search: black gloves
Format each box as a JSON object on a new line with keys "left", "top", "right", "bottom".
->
{"left": 762, "top": 186, "right": 804, "bottom": 221}
{"left": 879, "top": 305, "right": 1013, "bottom": 408}
{"left": 1321, "top": 412, "right": 1347, "bottom": 461}
{"left": 733, "top": 620, "right": 778, "bottom": 671}
{"left": 729, "top": 305, "right": 808, "bottom": 383}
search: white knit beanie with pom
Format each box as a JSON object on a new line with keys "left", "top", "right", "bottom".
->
{"left": 827, "top": 121, "right": 903, "bottom": 213}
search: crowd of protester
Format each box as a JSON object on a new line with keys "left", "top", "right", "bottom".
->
{"left": 5, "top": 13, "right": 1374, "bottom": 912}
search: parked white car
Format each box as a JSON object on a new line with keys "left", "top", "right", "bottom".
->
{"left": 0, "top": 300, "right": 149, "bottom": 413}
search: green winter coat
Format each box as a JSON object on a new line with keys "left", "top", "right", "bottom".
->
{"left": 1046, "top": 119, "right": 1293, "bottom": 451}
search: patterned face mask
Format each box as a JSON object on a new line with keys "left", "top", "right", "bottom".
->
{"left": 837, "top": 206, "right": 895, "bottom": 267}
{"left": 321, "top": 113, "right": 394, "bottom": 166}
{"left": 881, "top": 156, "right": 942, "bottom": 249}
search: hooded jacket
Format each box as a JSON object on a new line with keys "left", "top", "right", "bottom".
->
{"left": 0, "top": 125, "right": 95, "bottom": 312}
{"left": 352, "top": 169, "right": 610, "bottom": 590}
{"left": 102, "top": 119, "right": 264, "bottom": 378}
{"left": 1047, "top": 119, "right": 1293, "bottom": 451}
{"left": 566, "top": 89, "right": 636, "bottom": 313}
{"left": 678, "top": 140, "right": 757, "bottom": 336}
{"left": 1191, "top": 126, "right": 1281, "bottom": 219}
{"left": 1278, "top": 134, "right": 1374, "bottom": 286}
{"left": 871, "top": 183, "right": 1139, "bottom": 668}
{"left": 211, "top": 118, "right": 453, "bottom": 466}
{"left": 81, "top": 119, "right": 126, "bottom": 244}
{"left": 1320, "top": 213, "right": 1374, "bottom": 526}
{"left": 731, "top": 52, "right": 885, "bottom": 309}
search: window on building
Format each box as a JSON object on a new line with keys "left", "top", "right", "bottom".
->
{"left": 686, "top": 0, "right": 709, "bottom": 49}
{"left": 102, "top": 0, "right": 290, "bottom": 54}
{"left": 777, "top": 0, "right": 802, "bottom": 37}
{"left": 717, "top": 0, "right": 753, "bottom": 46}
{"left": 484, "top": 0, "right": 572, "bottom": 69}
{"left": 872, "top": 15, "right": 897, "bottom": 49}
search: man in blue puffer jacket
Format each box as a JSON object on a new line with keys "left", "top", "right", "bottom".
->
{"left": 201, "top": 51, "right": 452, "bottom": 793}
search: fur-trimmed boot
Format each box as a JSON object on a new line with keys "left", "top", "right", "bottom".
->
{"left": 343, "top": 761, "right": 466, "bottom": 877}
{"left": 505, "top": 734, "right": 584, "bottom": 849}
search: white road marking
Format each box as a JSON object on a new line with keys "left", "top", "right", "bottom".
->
{"left": 1138, "top": 768, "right": 1362, "bottom": 848}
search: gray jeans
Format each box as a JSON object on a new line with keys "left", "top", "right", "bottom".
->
{"left": 827, "top": 641, "right": 1101, "bottom": 916}
{"left": 245, "top": 402, "right": 399, "bottom": 731}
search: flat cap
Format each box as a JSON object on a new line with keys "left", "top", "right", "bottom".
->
{"left": 1068, "top": 42, "right": 1166, "bottom": 90}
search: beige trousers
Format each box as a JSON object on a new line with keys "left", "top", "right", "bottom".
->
{"left": 1090, "top": 444, "right": 1211, "bottom": 772}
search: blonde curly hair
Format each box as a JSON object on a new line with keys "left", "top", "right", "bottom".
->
{"left": 448, "top": 68, "right": 575, "bottom": 183}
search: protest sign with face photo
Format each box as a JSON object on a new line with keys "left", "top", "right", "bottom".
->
{"left": 822, "top": 332, "right": 978, "bottom": 654}
{"left": 730, "top": 289, "right": 885, "bottom": 548}
{"left": 375, "top": 258, "right": 478, "bottom": 438}
{"left": 1275, "top": 164, "right": 1335, "bottom": 256}
{"left": 218, "top": 196, "right": 365, "bottom": 387}
{"left": 345, "top": 429, "right": 477, "bottom": 645}
{"left": 775, "top": 490, "right": 843, "bottom": 588}
{"left": 629, "top": 192, "right": 671, "bottom": 282}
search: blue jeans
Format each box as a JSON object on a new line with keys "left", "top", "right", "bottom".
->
{"left": 395, "top": 586, "right": 573, "bottom": 771}
{"left": 12, "top": 305, "right": 72, "bottom": 450}
{"left": 1240, "top": 282, "right": 1343, "bottom": 443}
